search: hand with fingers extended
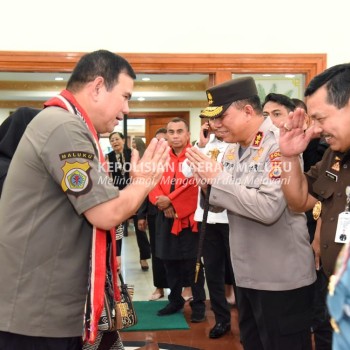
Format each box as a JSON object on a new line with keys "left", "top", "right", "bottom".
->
{"left": 185, "top": 147, "right": 222, "bottom": 185}
{"left": 130, "top": 137, "right": 170, "bottom": 189}
{"left": 279, "top": 108, "right": 322, "bottom": 158}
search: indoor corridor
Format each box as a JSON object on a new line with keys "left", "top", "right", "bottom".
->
{"left": 119, "top": 222, "right": 242, "bottom": 350}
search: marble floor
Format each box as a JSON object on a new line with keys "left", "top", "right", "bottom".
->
{"left": 119, "top": 224, "right": 243, "bottom": 350}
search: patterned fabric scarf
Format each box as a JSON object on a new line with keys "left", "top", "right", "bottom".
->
{"left": 44, "top": 90, "right": 119, "bottom": 344}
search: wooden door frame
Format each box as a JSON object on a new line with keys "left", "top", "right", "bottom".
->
{"left": 0, "top": 52, "right": 326, "bottom": 86}
{"left": 129, "top": 111, "right": 190, "bottom": 144}
{"left": 0, "top": 52, "right": 326, "bottom": 140}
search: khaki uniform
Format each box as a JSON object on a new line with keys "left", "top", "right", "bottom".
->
{"left": 306, "top": 148, "right": 350, "bottom": 276}
{"left": 210, "top": 117, "right": 316, "bottom": 291}
{"left": 0, "top": 107, "right": 119, "bottom": 337}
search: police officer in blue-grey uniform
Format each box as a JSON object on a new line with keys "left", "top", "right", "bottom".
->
{"left": 186, "top": 77, "right": 316, "bottom": 350}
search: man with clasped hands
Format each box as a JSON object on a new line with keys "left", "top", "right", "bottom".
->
{"left": 186, "top": 77, "right": 316, "bottom": 350}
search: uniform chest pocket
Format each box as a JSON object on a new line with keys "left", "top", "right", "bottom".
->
{"left": 242, "top": 172, "right": 265, "bottom": 189}
{"left": 312, "top": 175, "right": 336, "bottom": 200}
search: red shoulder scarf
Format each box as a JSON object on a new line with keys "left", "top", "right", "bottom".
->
{"left": 44, "top": 90, "right": 119, "bottom": 344}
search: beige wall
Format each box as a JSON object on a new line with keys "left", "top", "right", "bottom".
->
{"left": 1, "top": 0, "right": 349, "bottom": 138}
{"left": 1, "top": 0, "right": 349, "bottom": 67}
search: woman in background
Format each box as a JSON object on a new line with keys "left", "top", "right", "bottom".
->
{"left": 131, "top": 137, "right": 151, "bottom": 271}
{"left": 106, "top": 132, "right": 131, "bottom": 268}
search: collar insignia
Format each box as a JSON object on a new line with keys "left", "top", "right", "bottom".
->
{"left": 331, "top": 161, "right": 340, "bottom": 172}
{"left": 253, "top": 147, "right": 264, "bottom": 162}
{"left": 226, "top": 148, "right": 236, "bottom": 161}
{"left": 251, "top": 131, "right": 264, "bottom": 149}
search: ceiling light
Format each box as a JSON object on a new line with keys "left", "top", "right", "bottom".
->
{"left": 55, "top": 77, "right": 64, "bottom": 81}
{"left": 142, "top": 77, "right": 150, "bottom": 81}
{"left": 262, "top": 74, "right": 271, "bottom": 77}
{"left": 285, "top": 74, "right": 295, "bottom": 78}
{"left": 137, "top": 97, "right": 146, "bottom": 101}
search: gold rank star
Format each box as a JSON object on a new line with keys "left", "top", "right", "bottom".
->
{"left": 254, "top": 134, "right": 262, "bottom": 145}
{"left": 252, "top": 131, "right": 264, "bottom": 148}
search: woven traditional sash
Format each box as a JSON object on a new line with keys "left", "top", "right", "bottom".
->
{"left": 44, "top": 90, "right": 119, "bottom": 344}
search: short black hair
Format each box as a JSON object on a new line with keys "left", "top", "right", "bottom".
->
{"left": 233, "top": 95, "right": 263, "bottom": 115}
{"left": 67, "top": 50, "right": 136, "bottom": 93}
{"left": 155, "top": 127, "right": 167, "bottom": 136}
{"left": 167, "top": 117, "right": 189, "bottom": 131}
{"left": 262, "top": 93, "right": 295, "bottom": 112}
{"left": 291, "top": 98, "right": 307, "bottom": 112}
{"left": 305, "top": 63, "right": 350, "bottom": 109}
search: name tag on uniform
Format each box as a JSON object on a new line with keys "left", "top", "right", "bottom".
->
{"left": 335, "top": 212, "right": 350, "bottom": 243}
{"left": 326, "top": 170, "right": 338, "bottom": 182}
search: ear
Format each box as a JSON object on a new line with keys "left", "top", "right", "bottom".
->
{"left": 91, "top": 76, "right": 105, "bottom": 101}
{"left": 243, "top": 104, "right": 254, "bottom": 119}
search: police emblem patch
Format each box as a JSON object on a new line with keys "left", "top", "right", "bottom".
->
{"left": 61, "top": 161, "right": 91, "bottom": 195}
{"left": 269, "top": 161, "right": 282, "bottom": 179}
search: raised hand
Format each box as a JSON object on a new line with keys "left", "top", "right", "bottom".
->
{"left": 130, "top": 138, "right": 170, "bottom": 188}
{"left": 197, "top": 121, "right": 211, "bottom": 148}
{"left": 279, "top": 108, "right": 319, "bottom": 157}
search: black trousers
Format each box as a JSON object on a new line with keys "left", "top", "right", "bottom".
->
{"left": 312, "top": 268, "right": 332, "bottom": 350}
{"left": 163, "top": 258, "right": 206, "bottom": 314}
{"left": 133, "top": 215, "right": 151, "bottom": 260}
{"left": 0, "top": 331, "right": 82, "bottom": 350}
{"left": 236, "top": 284, "right": 314, "bottom": 350}
{"left": 201, "top": 222, "right": 235, "bottom": 324}
{"left": 147, "top": 214, "right": 168, "bottom": 288}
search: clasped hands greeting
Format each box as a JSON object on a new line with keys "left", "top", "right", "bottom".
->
{"left": 129, "top": 137, "right": 170, "bottom": 188}
{"left": 185, "top": 148, "right": 222, "bottom": 189}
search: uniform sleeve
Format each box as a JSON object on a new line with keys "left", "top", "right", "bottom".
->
{"left": 305, "top": 148, "right": 331, "bottom": 198}
{"left": 40, "top": 120, "right": 119, "bottom": 215}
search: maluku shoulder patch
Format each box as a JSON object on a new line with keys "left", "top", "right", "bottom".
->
{"left": 59, "top": 151, "right": 94, "bottom": 160}
{"left": 61, "top": 161, "right": 92, "bottom": 196}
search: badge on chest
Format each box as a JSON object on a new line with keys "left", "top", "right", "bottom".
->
{"left": 335, "top": 186, "right": 350, "bottom": 244}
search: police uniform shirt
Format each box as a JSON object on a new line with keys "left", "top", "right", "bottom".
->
{"left": 306, "top": 148, "right": 350, "bottom": 276}
{"left": 209, "top": 117, "right": 316, "bottom": 291}
{"left": 0, "top": 107, "right": 119, "bottom": 337}
{"left": 192, "top": 135, "right": 229, "bottom": 223}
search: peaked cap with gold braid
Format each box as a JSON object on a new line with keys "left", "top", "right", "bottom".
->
{"left": 200, "top": 77, "right": 258, "bottom": 118}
